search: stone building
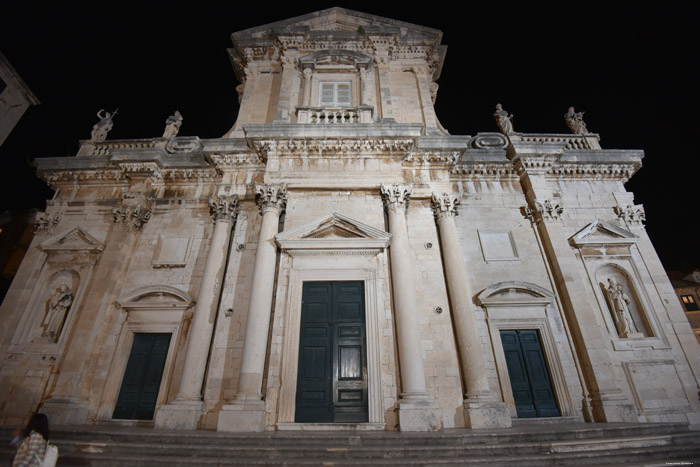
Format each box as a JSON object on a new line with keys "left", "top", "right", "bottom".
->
{"left": 2, "top": 8, "right": 700, "bottom": 432}
{"left": 668, "top": 269, "right": 700, "bottom": 344}
{"left": 0, "top": 50, "right": 40, "bottom": 147}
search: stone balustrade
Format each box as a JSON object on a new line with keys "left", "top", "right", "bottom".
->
{"left": 296, "top": 106, "right": 373, "bottom": 124}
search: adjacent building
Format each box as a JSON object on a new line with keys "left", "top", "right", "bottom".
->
{"left": 1, "top": 8, "right": 699, "bottom": 432}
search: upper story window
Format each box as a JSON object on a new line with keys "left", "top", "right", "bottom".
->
{"left": 319, "top": 82, "right": 351, "bottom": 107}
{"left": 681, "top": 294, "right": 699, "bottom": 311}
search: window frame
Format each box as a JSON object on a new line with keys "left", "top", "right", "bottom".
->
{"left": 318, "top": 81, "right": 353, "bottom": 108}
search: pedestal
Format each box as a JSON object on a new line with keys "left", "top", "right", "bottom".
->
{"left": 463, "top": 398, "right": 511, "bottom": 429}
{"left": 397, "top": 396, "right": 441, "bottom": 432}
{"left": 217, "top": 400, "right": 266, "bottom": 432}
{"left": 154, "top": 401, "right": 203, "bottom": 430}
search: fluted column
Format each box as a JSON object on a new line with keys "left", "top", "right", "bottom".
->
{"left": 218, "top": 183, "right": 287, "bottom": 432}
{"left": 431, "top": 192, "right": 511, "bottom": 428}
{"left": 155, "top": 195, "right": 238, "bottom": 429}
{"left": 381, "top": 183, "right": 439, "bottom": 431}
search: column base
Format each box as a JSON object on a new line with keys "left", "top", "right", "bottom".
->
{"left": 398, "top": 395, "right": 441, "bottom": 432}
{"left": 463, "top": 397, "right": 511, "bottom": 429}
{"left": 154, "top": 400, "right": 203, "bottom": 430}
{"left": 217, "top": 400, "right": 266, "bottom": 432}
{"left": 41, "top": 397, "right": 90, "bottom": 425}
{"left": 590, "top": 391, "right": 638, "bottom": 423}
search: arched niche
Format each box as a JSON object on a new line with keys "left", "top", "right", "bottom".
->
{"left": 95, "top": 286, "right": 194, "bottom": 424}
{"left": 477, "top": 281, "right": 576, "bottom": 419}
{"left": 596, "top": 263, "right": 651, "bottom": 338}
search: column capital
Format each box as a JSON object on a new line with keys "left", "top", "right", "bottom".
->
{"left": 209, "top": 195, "right": 239, "bottom": 222}
{"left": 430, "top": 192, "right": 460, "bottom": 220}
{"left": 255, "top": 183, "right": 288, "bottom": 215}
{"left": 380, "top": 182, "right": 412, "bottom": 214}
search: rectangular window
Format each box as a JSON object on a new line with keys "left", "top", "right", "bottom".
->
{"left": 681, "top": 294, "right": 699, "bottom": 311}
{"left": 319, "top": 82, "right": 351, "bottom": 107}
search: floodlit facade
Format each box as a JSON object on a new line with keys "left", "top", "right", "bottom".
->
{"left": 2, "top": 8, "right": 700, "bottom": 432}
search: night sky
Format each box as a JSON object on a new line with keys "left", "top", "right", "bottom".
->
{"left": 1, "top": 3, "right": 697, "bottom": 271}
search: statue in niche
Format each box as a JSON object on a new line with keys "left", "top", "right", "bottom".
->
{"left": 162, "top": 111, "right": 183, "bottom": 139}
{"left": 41, "top": 284, "right": 74, "bottom": 342}
{"left": 605, "top": 278, "right": 637, "bottom": 337}
{"left": 564, "top": 106, "right": 588, "bottom": 134}
{"left": 493, "top": 103, "right": 514, "bottom": 135}
{"left": 90, "top": 109, "right": 117, "bottom": 142}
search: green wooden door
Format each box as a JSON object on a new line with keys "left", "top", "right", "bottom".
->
{"left": 113, "top": 333, "right": 171, "bottom": 420}
{"left": 500, "top": 330, "right": 560, "bottom": 418}
{"left": 295, "top": 282, "right": 368, "bottom": 423}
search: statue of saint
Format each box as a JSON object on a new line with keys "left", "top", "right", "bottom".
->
{"left": 564, "top": 106, "right": 588, "bottom": 134}
{"left": 42, "top": 284, "right": 74, "bottom": 341}
{"left": 90, "top": 109, "right": 116, "bottom": 142}
{"left": 494, "top": 103, "right": 514, "bottom": 135}
{"left": 162, "top": 111, "right": 183, "bottom": 139}
{"left": 605, "top": 278, "right": 637, "bottom": 337}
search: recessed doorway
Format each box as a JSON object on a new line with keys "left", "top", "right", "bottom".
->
{"left": 295, "top": 281, "right": 368, "bottom": 423}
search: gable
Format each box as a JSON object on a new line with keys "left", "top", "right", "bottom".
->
{"left": 569, "top": 220, "right": 638, "bottom": 247}
{"left": 40, "top": 227, "right": 105, "bottom": 253}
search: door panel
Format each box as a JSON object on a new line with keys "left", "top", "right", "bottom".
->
{"left": 296, "top": 281, "right": 368, "bottom": 423}
{"left": 500, "top": 330, "right": 560, "bottom": 418}
{"left": 113, "top": 333, "right": 171, "bottom": 420}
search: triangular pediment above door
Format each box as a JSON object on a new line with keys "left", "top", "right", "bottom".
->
{"left": 568, "top": 219, "right": 638, "bottom": 247}
{"left": 276, "top": 213, "right": 391, "bottom": 255}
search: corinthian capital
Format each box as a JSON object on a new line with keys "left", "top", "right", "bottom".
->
{"left": 380, "top": 183, "right": 412, "bottom": 214}
{"left": 255, "top": 183, "right": 288, "bottom": 215}
{"left": 431, "top": 192, "right": 460, "bottom": 219}
{"left": 209, "top": 195, "right": 239, "bottom": 222}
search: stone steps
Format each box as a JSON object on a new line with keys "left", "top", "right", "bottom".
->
{"left": 1, "top": 422, "right": 698, "bottom": 466}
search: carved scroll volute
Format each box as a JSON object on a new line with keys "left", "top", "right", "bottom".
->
{"left": 254, "top": 183, "right": 288, "bottom": 215}
{"left": 208, "top": 195, "right": 239, "bottom": 222}
{"left": 430, "top": 192, "right": 460, "bottom": 220}
{"left": 380, "top": 183, "right": 412, "bottom": 214}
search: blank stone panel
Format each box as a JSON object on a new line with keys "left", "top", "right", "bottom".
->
{"left": 478, "top": 231, "right": 519, "bottom": 262}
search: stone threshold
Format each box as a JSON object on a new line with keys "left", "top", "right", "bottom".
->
{"left": 511, "top": 416, "right": 580, "bottom": 425}
{"left": 276, "top": 422, "right": 386, "bottom": 431}
{"left": 93, "top": 419, "right": 155, "bottom": 428}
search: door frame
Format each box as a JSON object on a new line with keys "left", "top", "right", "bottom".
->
{"left": 277, "top": 267, "right": 384, "bottom": 427}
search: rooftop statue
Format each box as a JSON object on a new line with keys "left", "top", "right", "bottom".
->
{"left": 163, "top": 111, "right": 183, "bottom": 139}
{"left": 564, "top": 106, "right": 588, "bottom": 134}
{"left": 493, "top": 103, "right": 514, "bottom": 135}
{"left": 90, "top": 109, "right": 117, "bottom": 142}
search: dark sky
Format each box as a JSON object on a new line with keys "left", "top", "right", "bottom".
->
{"left": 1, "top": 3, "right": 698, "bottom": 271}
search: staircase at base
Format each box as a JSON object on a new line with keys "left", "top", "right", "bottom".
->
{"left": 2, "top": 422, "right": 699, "bottom": 466}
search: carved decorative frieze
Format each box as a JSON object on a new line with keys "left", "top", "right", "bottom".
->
{"left": 112, "top": 201, "right": 152, "bottom": 231}
{"left": 380, "top": 182, "right": 412, "bottom": 214}
{"left": 35, "top": 211, "right": 61, "bottom": 234}
{"left": 42, "top": 169, "right": 126, "bottom": 186}
{"left": 450, "top": 163, "right": 516, "bottom": 177}
{"left": 209, "top": 195, "right": 239, "bottom": 222}
{"left": 255, "top": 183, "right": 288, "bottom": 215}
{"left": 251, "top": 138, "right": 415, "bottom": 155}
{"left": 614, "top": 205, "right": 646, "bottom": 225}
{"left": 118, "top": 162, "right": 162, "bottom": 178}
{"left": 403, "top": 151, "right": 459, "bottom": 164}
{"left": 523, "top": 199, "right": 563, "bottom": 223}
{"left": 431, "top": 192, "right": 460, "bottom": 219}
{"left": 209, "top": 153, "right": 266, "bottom": 170}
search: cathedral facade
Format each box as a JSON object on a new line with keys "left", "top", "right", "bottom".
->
{"left": 2, "top": 8, "right": 699, "bottom": 432}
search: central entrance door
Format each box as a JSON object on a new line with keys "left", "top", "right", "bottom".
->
{"left": 295, "top": 281, "right": 368, "bottom": 423}
{"left": 500, "top": 330, "right": 560, "bottom": 418}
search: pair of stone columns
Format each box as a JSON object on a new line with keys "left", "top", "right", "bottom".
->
{"left": 156, "top": 184, "right": 288, "bottom": 430}
{"left": 381, "top": 183, "right": 509, "bottom": 430}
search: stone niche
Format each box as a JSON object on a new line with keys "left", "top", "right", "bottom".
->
{"left": 569, "top": 220, "right": 666, "bottom": 348}
{"left": 9, "top": 228, "right": 103, "bottom": 355}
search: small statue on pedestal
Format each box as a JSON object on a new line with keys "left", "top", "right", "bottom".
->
{"left": 564, "top": 106, "right": 588, "bottom": 134}
{"left": 90, "top": 109, "right": 117, "bottom": 142}
{"left": 494, "top": 103, "right": 514, "bottom": 135}
{"left": 163, "top": 111, "right": 183, "bottom": 139}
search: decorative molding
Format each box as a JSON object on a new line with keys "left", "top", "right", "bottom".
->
{"left": 470, "top": 132, "right": 509, "bottom": 149}
{"left": 380, "top": 182, "right": 412, "bottom": 214}
{"left": 254, "top": 183, "right": 288, "bottom": 215}
{"left": 569, "top": 220, "right": 638, "bottom": 248}
{"left": 209, "top": 153, "right": 266, "bottom": 169}
{"left": 35, "top": 211, "right": 61, "bottom": 234}
{"left": 614, "top": 204, "right": 646, "bottom": 225}
{"left": 165, "top": 136, "right": 202, "bottom": 154}
{"left": 404, "top": 151, "right": 459, "bottom": 164}
{"left": 209, "top": 195, "right": 239, "bottom": 222}
{"left": 522, "top": 199, "right": 563, "bottom": 223}
{"left": 251, "top": 138, "right": 415, "bottom": 156}
{"left": 476, "top": 281, "right": 554, "bottom": 307}
{"left": 112, "top": 200, "right": 152, "bottom": 231}
{"left": 430, "top": 192, "right": 460, "bottom": 219}
{"left": 117, "top": 162, "right": 162, "bottom": 178}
